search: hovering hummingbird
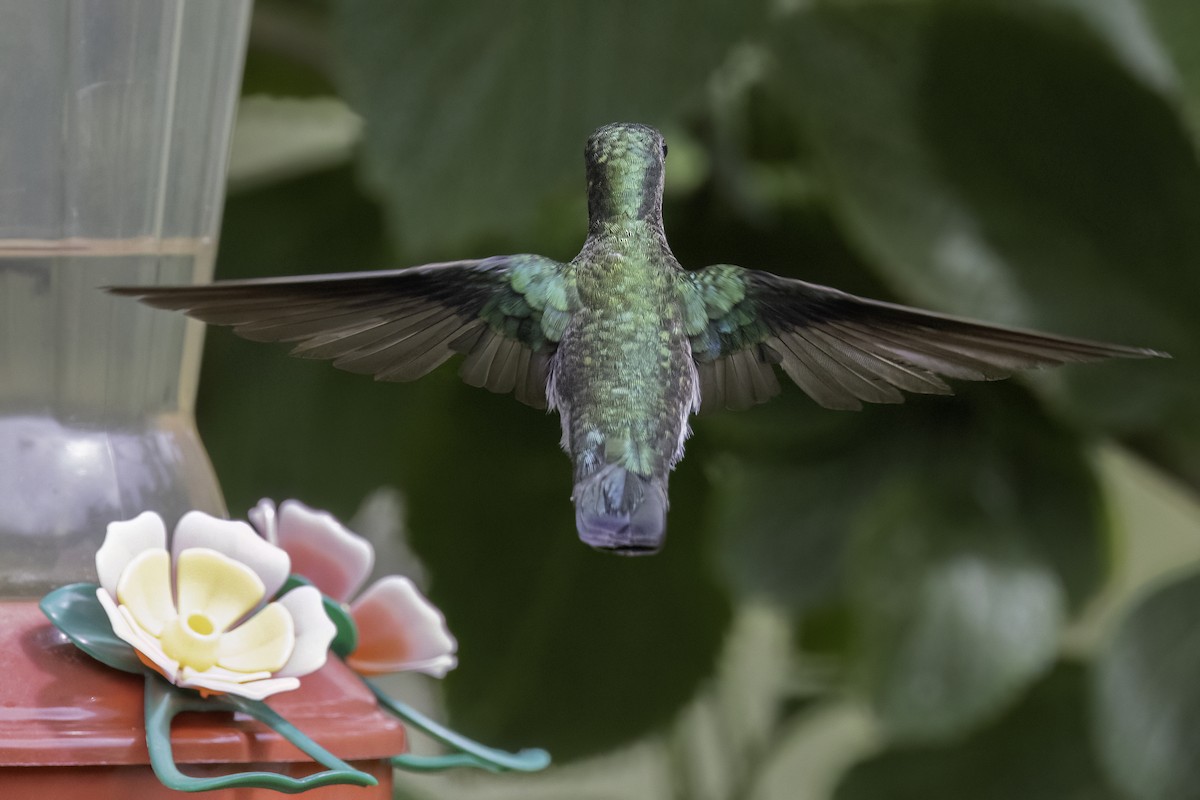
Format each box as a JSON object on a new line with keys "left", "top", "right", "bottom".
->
{"left": 113, "top": 123, "right": 1165, "bottom": 555}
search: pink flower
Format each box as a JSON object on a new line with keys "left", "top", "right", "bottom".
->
{"left": 249, "top": 499, "right": 457, "bottom": 678}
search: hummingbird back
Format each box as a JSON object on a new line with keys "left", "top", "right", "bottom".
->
{"left": 550, "top": 233, "right": 698, "bottom": 555}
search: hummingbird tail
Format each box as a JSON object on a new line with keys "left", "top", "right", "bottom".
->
{"left": 572, "top": 465, "right": 668, "bottom": 556}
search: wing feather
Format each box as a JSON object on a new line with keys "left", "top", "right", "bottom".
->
{"left": 802, "top": 325, "right": 948, "bottom": 396}
{"left": 378, "top": 320, "right": 487, "bottom": 382}
{"left": 516, "top": 350, "right": 551, "bottom": 409}
{"left": 688, "top": 265, "right": 1166, "bottom": 411}
{"left": 460, "top": 329, "right": 505, "bottom": 388}
{"left": 110, "top": 256, "right": 568, "bottom": 408}
{"left": 771, "top": 332, "right": 863, "bottom": 411}
{"left": 487, "top": 337, "right": 522, "bottom": 395}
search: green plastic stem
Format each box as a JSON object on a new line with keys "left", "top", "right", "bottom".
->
{"left": 364, "top": 678, "right": 550, "bottom": 773}
{"left": 143, "top": 673, "right": 378, "bottom": 793}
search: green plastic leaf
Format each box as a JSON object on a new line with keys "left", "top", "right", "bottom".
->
{"left": 777, "top": 2, "right": 1200, "bottom": 486}
{"left": 40, "top": 583, "right": 142, "bottom": 675}
{"left": 836, "top": 663, "right": 1121, "bottom": 800}
{"left": 331, "top": 0, "right": 769, "bottom": 255}
{"left": 143, "top": 673, "right": 376, "bottom": 793}
{"left": 1093, "top": 568, "right": 1200, "bottom": 800}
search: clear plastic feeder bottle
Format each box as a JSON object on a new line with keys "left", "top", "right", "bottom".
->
{"left": 0, "top": 1, "right": 252, "bottom": 596}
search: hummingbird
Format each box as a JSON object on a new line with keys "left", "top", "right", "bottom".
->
{"left": 112, "top": 122, "right": 1166, "bottom": 556}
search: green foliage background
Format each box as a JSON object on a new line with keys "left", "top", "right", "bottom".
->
{"left": 203, "top": 0, "right": 1200, "bottom": 797}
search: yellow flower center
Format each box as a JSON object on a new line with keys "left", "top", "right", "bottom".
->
{"left": 187, "top": 612, "right": 216, "bottom": 636}
{"left": 160, "top": 611, "right": 222, "bottom": 672}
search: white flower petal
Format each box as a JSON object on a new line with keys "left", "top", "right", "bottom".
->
{"left": 276, "top": 500, "right": 374, "bottom": 603}
{"left": 174, "top": 548, "right": 266, "bottom": 633}
{"left": 97, "top": 590, "right": 181, "bottom": 681}
{"left": 121, "top": 611, "right": 182, "bottom": 681}
{"left": 347, "top": 576, "right": 457, "bottom": 677}
{"left": 397, "top": 653, "right": 458, "bottom": 679}
{"left": 179, "top": 671, "right": 300, "bottom": 701}
{"left": 248, "top": 498, "right": 278, "bottom": 545}
{"left": 274, "top": 585, "right": 336, "bottom": 678}
{"left": 217, "top": 602, "right": 295, "bottom": 674}
{"left": 116, "top": 549, "right": 175, "bottom": 635}
{"left": 181, "top": 665, "right": 273, "bottom": 684}
{"left": 95, "top": 512, "right": 167, "bottom": 598}
{"left": 97, "top": 587, "right": 140, "bottom": 649}
{"left": 172, "top": 512, "right": 290, "bottom": 601}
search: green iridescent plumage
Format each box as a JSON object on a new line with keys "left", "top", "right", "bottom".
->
{"left": 111, "top": 122, "right": 1166, "bottom": 555}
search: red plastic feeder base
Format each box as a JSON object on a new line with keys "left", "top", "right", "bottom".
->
{"left": 0, "top": 600, "right": 406, "bottom": 798}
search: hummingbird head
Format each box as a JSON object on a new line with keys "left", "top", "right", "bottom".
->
{"left": 584, "top": 123, "right": 667, "bottom": 233}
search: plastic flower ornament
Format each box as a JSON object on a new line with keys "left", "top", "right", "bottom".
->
{"left": 94, "top": 510, "right": 336, "bottom": 700}
{"left": 41, "top": 500, "right": 548, "bottom": 789}
{"left": 249, "top": 498, "right": 457, "bottom": 678}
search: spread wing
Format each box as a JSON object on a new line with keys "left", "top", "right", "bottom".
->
{"left": 110, "top": 255, "right": 573, "bottom": 409}
{"left": 685, "top": 265, "right": 1167, "bottom": 412}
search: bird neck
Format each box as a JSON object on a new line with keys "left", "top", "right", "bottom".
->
{"left": 578, "top": 217, "right": 672, "bottom": 267}
{"left": 586, "top": 214, "right": 666, "bottom": 240}
{"left": 585, "top": 160, "right": 665, "bottom": 237}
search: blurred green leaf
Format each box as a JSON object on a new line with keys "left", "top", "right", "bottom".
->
{"left": 228, "top": 96, "right": 362, "bottom": 192}
{"left": 331, "top": 0, "right": 769, "bottom": 256}
{"left": 778, "top": 2, "right": 1200, "bottom": 486}
{"left": 752, "top": 700, "right": 880, "bottom": 800}
{"left": 666, "top": 604, "right": 798, "bottom": 800}
{"left": 242, "top": 0, "right": 337, "bottom": 96}
{"left": 849, "top": 462, "right": 1064, "bottom": 742}
{"left": 708, "top": 380, "right": 1107, "bottom": 741}
{"left": 712, "top": 385, "right": 1107, "bottom": 601}
{"left": 991, "top": 0, "right": 1178, "bottom": 93}
{"left": 1063, "top": 446, "right": 1200, "bottom": 654}
{"left": 1093, "top": 568, "right": 1200, "bottom": 800}
{"left": 710, "top": 604, "right": 796, "bottom": 782}
{"left": 703, "top": 390, "right": 898, "bottom": 615}
{"left": 846, "top": 388, "right": 1105, "bottom": 741}
{"left": 1141, "top": 0, "right": 1200, "bottom": 137}
{"left": 709, "top": 449, "right": 863, "bottom": 612}
{"left": 835, "top": 662, "right": 1121, "bottom": 800}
